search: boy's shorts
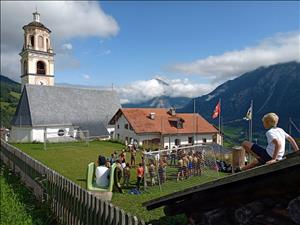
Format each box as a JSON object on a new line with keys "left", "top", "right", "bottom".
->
{"left": 251, "top": 144, "right": 272, "bottom": 164}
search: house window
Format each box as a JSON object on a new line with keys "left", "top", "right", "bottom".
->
{"left": 124, "top": 124, "right": 129, "bottom": 129}
{"left": 202, "top": 138, "right": 207, "bottom": 143}
{"left": 188, "top": 137, "right": 194, "bottom": 144}
{"left": 117, "top": 133, "right": 120, "bottom": 139}
{"left": 129, "top": 125, "right": 133, "bottom": 130}
{"left": 213, "top": 134, "right": 217, "bottom": 143}
{"left": 117, "top": 124, "right": 120, "bottom": 129}
{"left": 37, "top": 61, "right": 46, "bottom": 75}
{"left": 175, "top": 139, "right": 181, "bottom": 146}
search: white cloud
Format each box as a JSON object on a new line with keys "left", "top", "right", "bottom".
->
{"left": 117, "top": 77, "right": 213, "bottom": 104}
{"left": 1, "top": 1, "right": 119, "bottom": 80}
{"left": 83, "top": 74, "right": 91, "bottom": 80}
{"left": 170, "top": 31, "right": 300, "bottom": 83}
{"left": 103, "top": 49, "right": 111, "bottom": 55}
{"left": 61, "top": 43, "right": 73, "bottom": 51}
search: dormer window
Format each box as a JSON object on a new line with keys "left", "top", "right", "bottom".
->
{"left": 169, "top": 117, "right": 184, "bottom": 129}
{"left": 177, "top": 120, "right": 183, "bottom": 129}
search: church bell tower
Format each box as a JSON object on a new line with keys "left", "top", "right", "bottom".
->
{"left": 20, "top": 11, "right": 55, "bottom": 89}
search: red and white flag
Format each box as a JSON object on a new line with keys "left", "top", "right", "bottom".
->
{"left": 212, "top": 100, "right": 221, "bottom": 119}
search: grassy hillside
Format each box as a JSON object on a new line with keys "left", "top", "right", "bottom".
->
{"left": 0, "top": 75, "right": 21, "bottom": 128}
{"left": 1, "top": 165, "right": 54, "bottom": 225}
{"left": 223, "top": 125, "right": 267, "bottom": 148}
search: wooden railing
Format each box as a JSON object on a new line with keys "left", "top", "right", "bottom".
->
{"left": 0, "top": 140, "right": 146, "bottom": 225}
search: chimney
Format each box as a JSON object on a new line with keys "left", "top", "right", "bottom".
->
{"left": 149, "top": 112, "right": 156, "bottom": 120}
{"left": 169, "top": 108, "right": 176, "bottom": 116}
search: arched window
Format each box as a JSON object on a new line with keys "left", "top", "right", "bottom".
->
{"left": 38, "top": 36, "right": 44, "bottom": 49}
{"left": 37, "top": 61, "right": 46, "bottom": 75}
{"left": 30, "top": 35, "right": 35, "bottom": 47}
{"left": 23, "top": 60, "right": 28, "bottom": 75}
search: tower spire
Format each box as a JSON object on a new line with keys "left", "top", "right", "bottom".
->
{"left": 33, "top": 8, "right": 40, "bottom": 22}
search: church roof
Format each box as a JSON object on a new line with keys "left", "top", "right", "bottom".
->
{"left": 11, "top": 85, "right": 121, "bottom": 137}
{"left": 23, "top": 21, "right": 51, "bottom": 33}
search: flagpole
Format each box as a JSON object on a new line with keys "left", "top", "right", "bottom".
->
{"left": 289, "top": 117, "right": 291, "bottom": 153}
{"left": 193, "top": 98, "right": 196, "bottom": 144}
{"left": 249, "top": 100, "right": 253, "bottom": 142}
{"left": 219, "top": 98, "right": 221, "bottom": 135}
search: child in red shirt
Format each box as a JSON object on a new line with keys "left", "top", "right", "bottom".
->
{"left": 136, "top": 163, "right": 144, "bottom": 190}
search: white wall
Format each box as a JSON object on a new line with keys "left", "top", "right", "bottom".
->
{"left": 114, "top": 114, "right": 139, "bottom": 143}
{"left": 40, "top": 126, "right": 77, "bottom": 142}
{"left": 32, "top": 128, "right": 45, "bottom": 142}
{"left": 163, "top": 133, "right": 214, "bottom": 149}
{"left": 9, "top": 126, "right": 32, "bottom": 142}
{"left": 136, "top": 134, "right": 161, "bottom": 146}
{"left": 106, "top": 126, "right": 115, "bottom": 139}
{"left": 10, "top": 126, "right": 79, "bottom": 143}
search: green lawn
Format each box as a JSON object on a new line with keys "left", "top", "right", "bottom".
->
{"left": 13, "top": 141, "right": 226, "bottom": 224}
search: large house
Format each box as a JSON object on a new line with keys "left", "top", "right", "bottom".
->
{"left": 9, "top": 11, "right": 120, "bottom": 142}
{"left": 109, "top": 108, "right": 222, "bottom": 148}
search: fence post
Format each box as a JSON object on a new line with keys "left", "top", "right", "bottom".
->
{"left": 143, "top": 151, "right": 147, "bottom": 191}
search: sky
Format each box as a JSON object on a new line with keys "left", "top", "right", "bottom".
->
{"left": 1, "top": 1, "right": 299, "bottom": 103}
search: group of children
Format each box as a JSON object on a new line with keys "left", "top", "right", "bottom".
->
{"left": 176, "top": 151, "right": 203, "bottom": 181}
{"left": 96, "top": 148, "right": 144, "bottom": 192}
{"left": 145, "top": 148, "right": 205, "bottom": 186}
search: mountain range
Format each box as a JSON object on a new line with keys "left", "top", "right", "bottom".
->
{"left": 1, "top": 62, "right": 300, "bottom": 141}
{"left": 180, "top": 61, "right": 300, "bottom": 135}
{"left": 122, "top": 96, "right": 191, "bottom": 109}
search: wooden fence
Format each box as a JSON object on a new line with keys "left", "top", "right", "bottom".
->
{"left": 0, "top": 140, "right": 146, "bottom": 225}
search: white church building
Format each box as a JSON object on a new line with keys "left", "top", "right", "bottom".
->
{"left": 9, "top": 11, "right": 120, "bottom": 143}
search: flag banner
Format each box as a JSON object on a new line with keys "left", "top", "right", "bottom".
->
{"left": 212, "top": 101, "right": 221, "bottom": 119}
{"left": 244, "top": 105, "right": 252, "bottom": 121}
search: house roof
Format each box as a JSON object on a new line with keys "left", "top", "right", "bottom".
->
{"left": 110, "top": 108, "right": 218, "bottom": 135}
{"left": 12, "top": 84, "right": 121, "bottom": 137}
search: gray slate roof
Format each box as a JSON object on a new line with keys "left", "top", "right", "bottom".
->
{"left": 12, "top": 84, "right": 121, "bottom": 137}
